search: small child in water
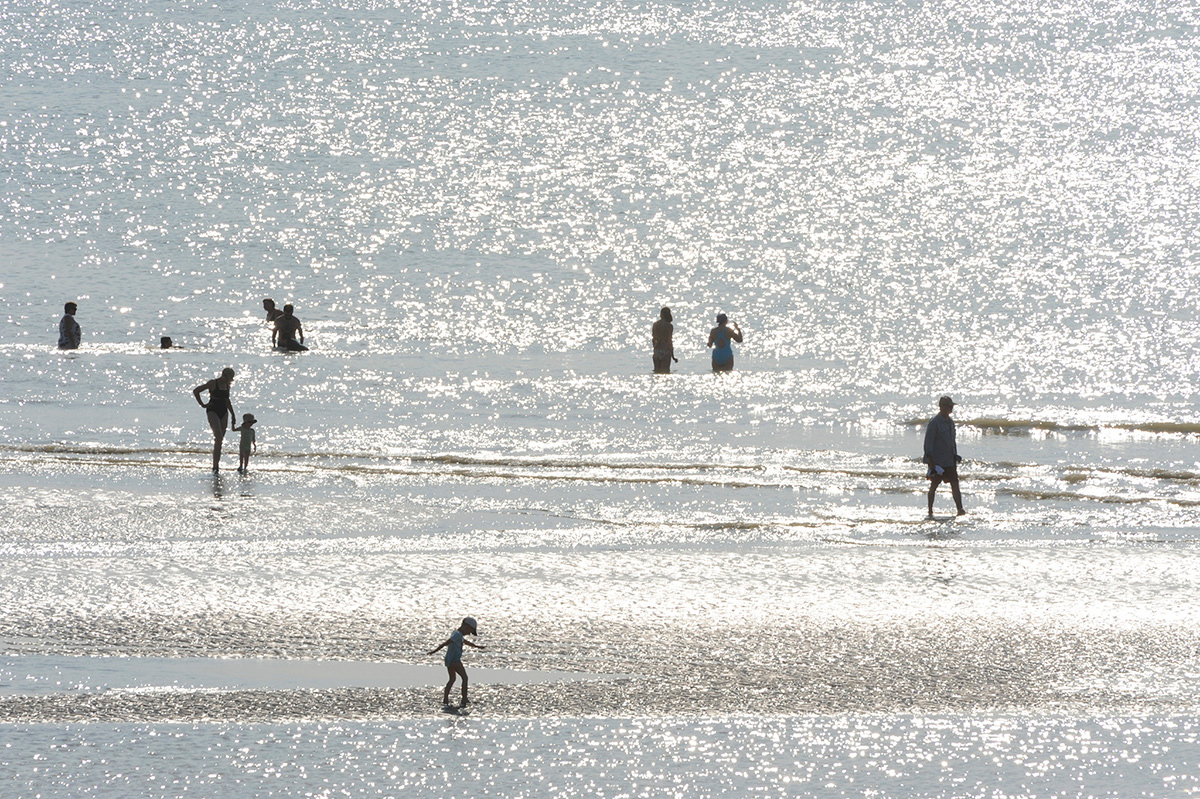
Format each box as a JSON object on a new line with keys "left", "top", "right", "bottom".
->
{"left": 233, "top": 413, "right": 257, "bottom": 473}
{"left": 427, "top": 616, "right": 484, "bottom": 707}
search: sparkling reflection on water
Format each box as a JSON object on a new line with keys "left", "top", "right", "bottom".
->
{"left": 6, "top": 716, "right": 1200, "bottom": 798}
{"left": 4, "top": 0, "right": 1200, "bottom": 403}
{"left": 5, "top": 0, "right": 1200, "bottom": 795}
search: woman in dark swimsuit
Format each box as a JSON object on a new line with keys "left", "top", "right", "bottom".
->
{"left": 652, "top": 307, "right": 677, "bottom": 374}
{"left": 193, "top": 367, "right": 235, "bottom": 472}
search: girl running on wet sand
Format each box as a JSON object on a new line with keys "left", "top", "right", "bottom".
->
{"left": 427, "top": 616, "right": 484, "bottom": 707}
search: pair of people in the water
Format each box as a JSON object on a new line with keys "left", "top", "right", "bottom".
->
{"left": 653, "top": 308, "right": 744, "bottom": 373}
{"left": 264, "top": 299, "right": 308, "bottom": 351}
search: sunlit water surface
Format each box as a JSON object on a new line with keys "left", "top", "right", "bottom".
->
{"left": 3, "top": 0, "right": 1200, "bottom": 794}
{"left": 8, "top": 716, "right": 1200, "bottom": 798}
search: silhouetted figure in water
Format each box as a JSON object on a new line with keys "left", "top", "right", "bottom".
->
{"left": 924, "top": 395, "right": 966, "bottom": 518}
{"left": 193, "top": 368, "right": 236, "bottom": 472}
{"left": 652, "top": 307, "right": 678, "bottom": 373}
{"left": 263, "top": 298, "right": 284, "bottom": 323}
{"left": 273, "top": 304, "right": 308, "bottom": 351}
{"left": 160, "top": 336, "right": 182, "bottom": 349}
{"left": 427, "top": 617, "right": 484, "bottom": 708}
{"left": 707, "top": 313, "right": 742, "bottom": 372}
{"left": 58, "top": 302, "right": 81, "bottom": 349}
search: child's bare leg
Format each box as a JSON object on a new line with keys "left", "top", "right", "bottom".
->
{"left": 450, "top": 661, "right": 469, "bottom": 706}
{"left": 443, "top": 665, "right": 458, "bottom": 704}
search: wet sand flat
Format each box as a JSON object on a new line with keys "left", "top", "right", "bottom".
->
{"left": 3, "top": 616, "right": 1198, "bottom": 723}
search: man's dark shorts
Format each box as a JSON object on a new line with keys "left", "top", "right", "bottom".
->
{"left": 929, "top": 465, "right": 959, "bottom": 487}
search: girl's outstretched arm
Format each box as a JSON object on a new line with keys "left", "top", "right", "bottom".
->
{"left": 427, "top": 638, "right": 450, "bottom": 656}
{"left": 464, "top": 639, "right": 485, "bottom": 650}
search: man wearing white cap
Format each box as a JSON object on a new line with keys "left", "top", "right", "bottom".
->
{"left": 924, "top": 395, "right": 965, "bottom": 518}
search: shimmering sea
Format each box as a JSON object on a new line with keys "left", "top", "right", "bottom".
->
{"left": 4, "top": 0, "right": 1200, "bottom": 795}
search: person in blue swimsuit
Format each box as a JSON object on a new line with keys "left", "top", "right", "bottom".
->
{"left": 192, "top": 368, "right": 236, "bottom": 472}
{"left": 707, "top": 313, "right": 743, "bottom": 372}
{"left": 427, "top": 616, "right": 484, "bottom": 707}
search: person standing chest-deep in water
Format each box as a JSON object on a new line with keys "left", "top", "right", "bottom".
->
{"left": 58, "top": 302, "right": 81, "bottom": 349}
{"left": 707, "top": 313, "right": 742, "bottom": 372}
{"left": 923, "top": 395, "right": 966, "bottom": 518}
{"left": 272, "top": 304, "right": 308, "bottom": 351}
{"left": 193, "top": 368, "right": 236, "bottom": 472}
{"left": 262, "top": 298, "right": 283, "bottom": 323}
{"left": 652, "top": 307, "right": 678, "bottom": 374}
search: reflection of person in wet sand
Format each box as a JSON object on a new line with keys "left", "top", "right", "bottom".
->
{"left": 707, "top": 313, "right": 742, "bottom": 372}
{"left": 427, "top": 616, "right": 484, "bottom": 708}
{"left": 193, "top": 368, "right": 236, "bottom": 472}
{"left": 652, "top": 307, "right": 678, "bottom": 374}
{"left": 924, "top": 395, "right": 966, "bottom": 518}
{"left": 272, "top": 304, "right": 308, "bottom": 351}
